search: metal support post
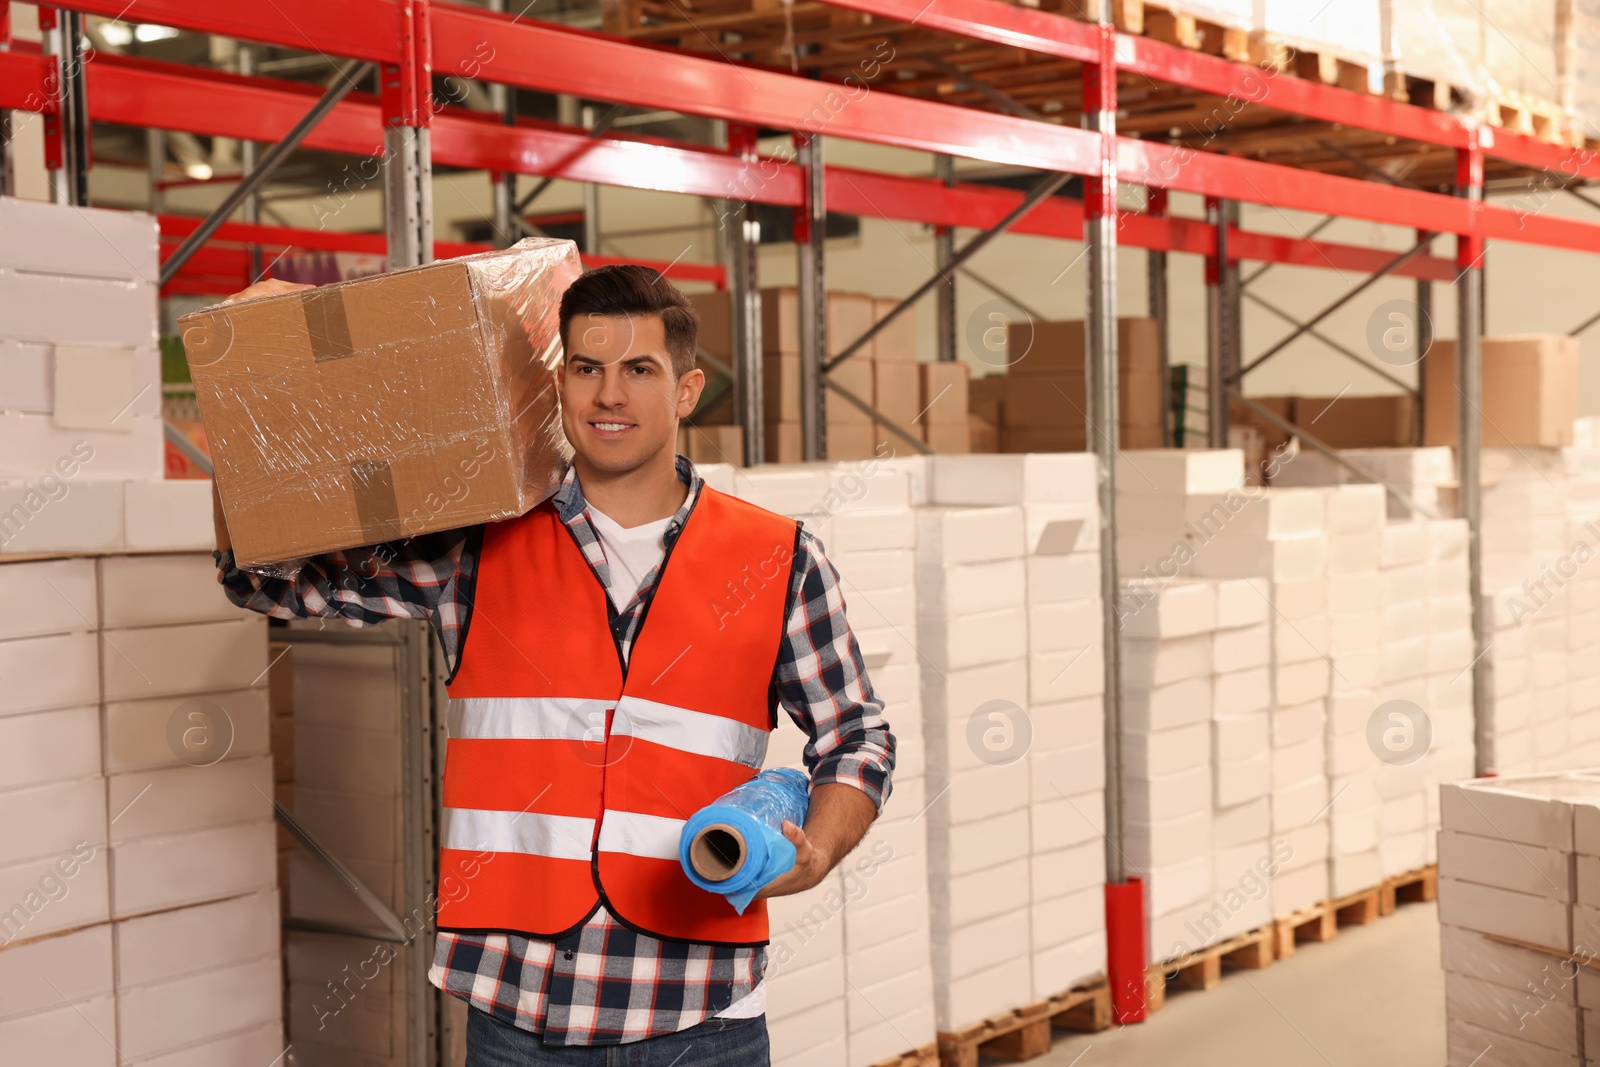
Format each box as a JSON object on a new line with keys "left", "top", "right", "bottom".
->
{"left": 1085, "top": 13, "right": 1141, "bottom": 1025}
{"left": 488, "top": 0, "right": 515, "bottom": 247}
{"left": 934, "top": 154, "right": 957, "bottom": 364}
{"left": 582, "top": 104, "right": 600, "bottom": 254}
{"left": 1415, "top": 229, "right": 1433, "bottom": 445}
{"left": 1205, "top": 197, "right": 1233, "bottom": 449}
{"left": 722, "top": 122, "right": 764, "bottom": 465}
{"left": 795, "top": 133, "right": 827, "bottom": 461}
{"left": 1456, "top": 144, "right": 1488, "bottom": 776}
{"left": 384, "top": 124, "right": 433, "bottom": 271}
{"left": 237, "top": 46, "right": 263, "bottom": 283}
{"left": 146, "top": 129, "right": 165, "bottom": 213}
{"left": 0, "top": 3, "right": 11, "bottom": 199}
{"left": 161, "top": 59, "right": 372, "bottom": 285}
{"left": 42, "top": 8, "right": 88, "bottom": 206}
{"left": 1148, "top": 187, "right": 1171, "bottom": 445}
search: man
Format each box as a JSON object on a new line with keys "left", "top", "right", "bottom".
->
{"left": 212, "top": 264, "right": 895, "bottom": 1065}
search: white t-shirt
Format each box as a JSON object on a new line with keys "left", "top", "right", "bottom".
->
{"left": 586, "top": 503, "right": 767, "bottom": 1019}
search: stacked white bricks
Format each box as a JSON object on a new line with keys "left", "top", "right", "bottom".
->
{"left": 1375, "top": 517, "right": 1433, "bottom": 879}
{"left": 0, "top": 553, "right": 281, "bottom": 1066}
{"left": 1271, "top": 445, "right": 1454, "bottom": 521}
{"left": 1564, "top": 448, "right": 1600, "bottom": 768}
{"left": 1117, "top": 578, "right": 1217, "bottom": 963}
{"left": 1322, "top": 484, "right": 1386, "bottom": 899}
{"left": 1437, "top": 773, "right": 1600, "bottom": 1067}
{"left": 0, "top": 196, "right": 213, "bottom": 555}
{"left": 923, "top": 455, "right": 1106, "bottom": 1002}
{"left": 726, "top": 461, "right": 932, "bottom": 1067}
{"left": 1421, "top": 519, "right": 1476, "bottom": 852}
{"left": 1206, "top": 579, "right": 1274, "bottom": 941}
{"left": 1186, "top": 477, "right": 1331, "bottom": 918}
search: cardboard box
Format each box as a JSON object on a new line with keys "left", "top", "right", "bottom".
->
{"left": 871, "top": 298, "right": 917, "bottom": 362}
{"left": 1424, "top": 335, "right": 1579, "bottom": 448}
{"left": 1297, "top": 394, "right": 1415, "bottom": 448}
{"left": 678, "top": 423, "right": 743, "bottom": 466}
{"left": 180, "top": 239, "right": 579, "bottom": 568}
{"left": 1007, "top": 317, "right": 1159, "bottom": 376}
{"left": 923, "top": 420, "right": 971, "bottom": 453}
{"left": 1229, "top": 395, "right": 1294, "bottom": 454}
{"left": 873, "top": 361, "right": 921, "bottom": 426}
{"left": 969, "top": 376, "right": 1005, "bottom": 425}
{"left": 919, "top": 362, "right": 970, "bottom": 424}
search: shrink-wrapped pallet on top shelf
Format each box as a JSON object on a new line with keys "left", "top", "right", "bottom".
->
{"left": 926, "top": 454, "right": 1107, "bottom": 1001}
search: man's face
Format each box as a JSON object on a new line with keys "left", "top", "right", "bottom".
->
{"left": 558, "top": 313, "right": 704, "bottom": 473}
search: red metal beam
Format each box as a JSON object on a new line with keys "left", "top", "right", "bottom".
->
{"left": 48, "top": 0, "right": 404, "bottom": 63}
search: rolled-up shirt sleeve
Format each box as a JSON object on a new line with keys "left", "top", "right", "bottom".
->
{"left": 772, "top": 529, "right": 895, "bottom": 811}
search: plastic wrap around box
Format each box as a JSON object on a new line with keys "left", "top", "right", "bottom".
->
{"left": 180, "top": 239, "right": 580, "bottom": 570}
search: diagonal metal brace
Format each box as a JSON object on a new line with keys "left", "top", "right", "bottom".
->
{"left": 1228, "top": 234, "right": 1434, "bottom": 384}
{"left": 824, "top": 377, "right": 932, "bottom": 455}
{"left": 1243, "top": 290, "right": 1415, "bottom": 394}
{"left": 160, "top": 59, "right": 373, "bottom": 287}
{"left": 512, "top": 103, "right": 625, "bottom": 215}
{"left": 1231, "top": 389, "right": 1438, "bottom": 519}
{"left": 274, "top": 798, "right": 413, "bottom": 942}
{"left": 823, "top": 170, "right": 1071, "bottom": 373}
{"left": 919, "top": 53, "right": 1044, "bottom": 121}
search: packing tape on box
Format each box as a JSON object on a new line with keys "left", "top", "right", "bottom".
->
{"left": 302, "top": 286, "right": 357, "bottom": 363}
{"left": 350, "top": 459, "right": 402, "bottom": 545}
{"left": 679, "top": 767, "right": 809, "bottom": 914}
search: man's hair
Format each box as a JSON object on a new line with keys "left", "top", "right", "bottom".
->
{"left": 558, "top": 264, "right": 699, "bottom": 379}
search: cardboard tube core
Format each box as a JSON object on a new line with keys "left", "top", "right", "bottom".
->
{"left": 689, "top": 823, "right": 747, "bottom": 882}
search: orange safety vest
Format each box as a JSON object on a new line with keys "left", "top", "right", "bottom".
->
{"left": 438, "top": 485, "right": 799, "bottom": 945}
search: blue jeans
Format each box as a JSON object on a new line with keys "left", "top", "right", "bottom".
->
{"left": 465, "top": 1007, "right": 771, "bottom": 1067}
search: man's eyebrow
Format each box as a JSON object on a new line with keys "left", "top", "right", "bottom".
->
{"left": 568, "top": 352, "right": 667, "bottom": 367}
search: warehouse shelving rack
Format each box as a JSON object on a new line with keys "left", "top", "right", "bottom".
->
{"left": 6, "top": 0, "right": 1600, "bottom": 1051}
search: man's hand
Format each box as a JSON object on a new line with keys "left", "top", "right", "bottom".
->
{"left": 221, "top": 278, "right": 313, "bottom": 305}
{"left": 753, "top": 782, "right": 878, "bottom": 900}
{"left": 753, "top": 821, "right": 832, "bottom": 900}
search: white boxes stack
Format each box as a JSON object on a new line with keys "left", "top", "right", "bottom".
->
{"left": 1188, "top": 478, "right": 1333, "bottom": 919}
{"left": 1374, "top": 516, "right": 1434, "bottom": 879}
{"left": 1117, "top": 578, "right": 1219, "bottom": 964}
{"left": 1322, "top": 484, "right": 1386, "bottom": 899}
{"left": 728, "top": 460, "right": 935, "bottom": 1067}
{"left": 1437, "top": 773, "right": 1600, "bottom": 1066}
{"left": 1206, "top": 579, "right": 1274, "bottom": 941}
{"left": 1422, "top": 519, "right": 1477, "bottom": 830}
{"left": 0, "top": 196, "right": 212, "bottom": 555}
{"left": 0, "top": 552, "right": 281, "bottom": 1066}
{"left": 916, "top": 495, "right": 1034, "bottom": 1031}
{"left": 924, "top": 455, "right": 1106, "bottom": 1004}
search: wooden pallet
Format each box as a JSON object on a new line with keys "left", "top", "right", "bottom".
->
{"left": 935, "top": 979, "right": 1111, "bottom": 1067}
{"left": 1378, "top": 864, "right": 1438, "bottom": 916}
{"left": 1144, "top": 924, "right": 1274, "bottom": 1011}
{"left": 1273, "top": 885, "right": 1382, "bottom": 959}
{"left": 1485, "top": 92, "right": 1568, "bottom": 145}
{"left": 871, "top": 1042, "right": 939, "bottom": 1067}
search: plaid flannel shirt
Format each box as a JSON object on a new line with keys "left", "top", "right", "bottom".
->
{"left": 214, "top": 455, "right": 895, "bottom": 1045}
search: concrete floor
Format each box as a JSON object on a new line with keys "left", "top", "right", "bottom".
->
{"left": 1038, "top": 902, "right": 1445, "bottom": 1066}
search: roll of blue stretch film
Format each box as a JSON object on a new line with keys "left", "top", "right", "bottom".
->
{"left": 679, "top": 768, "right": 811, "bottom": 914}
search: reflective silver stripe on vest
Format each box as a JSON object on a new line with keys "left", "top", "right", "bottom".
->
{"left": 595, "top": 810, "right": 686, "bottom": 861}
{"left": 442, "top": 807, "right": 594, "bottom": 861}
{"left": 611, "top": 696, "right": 769, "bottom": 769}
{"left": 447, "top": 696, "right": 612, "bottom": 740}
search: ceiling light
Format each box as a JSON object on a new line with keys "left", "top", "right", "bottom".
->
{"left": 97, "top": 21, "right": 133, "bottom": 46}
{"left": 133, "top": 24, "right": 180, "bottom": 42}
{"left": 185, "top": 162, "right": 213, "bottom": 181}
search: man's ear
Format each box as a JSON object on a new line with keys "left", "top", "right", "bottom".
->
{"left": 675, "top": 367, "right": 706, "bottom": 418}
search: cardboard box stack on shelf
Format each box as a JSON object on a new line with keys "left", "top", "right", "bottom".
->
{"left": 994, "top": 318, "right": 1163, "bottom": 454}
{"left": 0, "top": 552, "right": 282, "bottom": 1066}
{"left": 924, "top": 453, "right": 1106, "bottom": 1000}
{"left": 0, "top": 196, "right": 213, "bottom": 556}
{"left": 1436, "top": 773, "right": 1600, "bottom": 1067}
{"left": 689, "top": 288, "right": 957, "bottom": 464}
